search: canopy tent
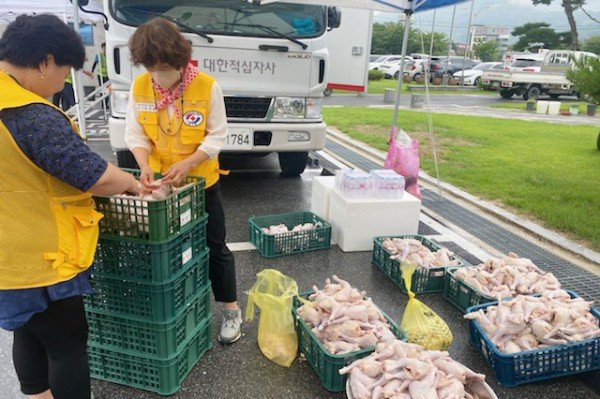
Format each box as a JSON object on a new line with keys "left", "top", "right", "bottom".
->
{"left": 257, "top": 0, "right": 466, "bottom": 13}
{"left": 0, "top": 0, "right": 105, "bottom": 137}
{"left": 0, "top": 0, "right": 104, "bottom": 24}
{"left": 259, "top": 0, "right": 471, "bottom": 192}
{"left": 259, "top": 0, "right": 471, "bottom": 127}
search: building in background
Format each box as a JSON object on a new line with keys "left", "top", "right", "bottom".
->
{"left": 469, "top": 25, "right": 510, "bottom": 53}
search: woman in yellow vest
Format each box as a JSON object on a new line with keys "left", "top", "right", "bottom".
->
{"left": 0, "top": 15, "right": 142, "bottom": 399}
{"left": 125, "top": 18, "right": 242, "bottom": 344}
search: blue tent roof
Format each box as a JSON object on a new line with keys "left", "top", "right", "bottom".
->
{"left": 258, "top": 0, "right": 471, "bottom": 14}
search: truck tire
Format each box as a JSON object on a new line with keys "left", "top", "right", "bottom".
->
{"left": 500, "top": 89, "right": 513, "bottom": 99}
{"left": 279, "top": 152, "right": 308, "bottom": 177}
{"left": 523, "top": 86, "right": 541, "bottom": 101}
{"left": 323, "top": 88, "right": 333, "bottom": 97}
{"left": 116, "top": 150, "right": 139, "bottom": 169}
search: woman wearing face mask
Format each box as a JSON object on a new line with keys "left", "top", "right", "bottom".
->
{"left": 125, "top": 18, "right": 242, "bottom": 344}
{"left": 0, "top": 14, "right": 142, "bottom": 399}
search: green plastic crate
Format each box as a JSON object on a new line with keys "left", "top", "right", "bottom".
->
{"left": 248, "top": 211, "right": 331, "bottom": 258}
{"left": 93, "top": 217, "right": 208, "bottom": 283}
{"left": 292, "top": 292, "right": 406, "bottom": 393}
{"left": 443, "top": 267, "right": 495, "bottom": 313}
{"left": 87, "top": 283, "right": 211, "bottom": 358}
{"left": 85, "top": 255, "right": 208, "bottom": 323}
{"left": 88, "top": 316, "right": 212, "bottom": 396}
{"left": 94, "top": 169, "right": 205, "bottom": 244}
{"left": 372, "top": 235, "right": 464, "bottom": 294}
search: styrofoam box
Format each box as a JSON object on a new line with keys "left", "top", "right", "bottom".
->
{"left": 329, "top": 188, "right": 421, "bottom": 252}
{"left": 310, "top": 176, "right": 336, "bottom": 220}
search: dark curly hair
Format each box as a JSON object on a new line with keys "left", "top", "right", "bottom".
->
{"left": 0, "top": 14, "right": 85, "bottom": 69}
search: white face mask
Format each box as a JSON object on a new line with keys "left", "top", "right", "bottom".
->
{"left": 150, "top": 70, "right": 181, "bottom": 89}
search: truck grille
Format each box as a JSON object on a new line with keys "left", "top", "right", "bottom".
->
{"left": 224, "top": 97, "right": 272, "bottom": 119}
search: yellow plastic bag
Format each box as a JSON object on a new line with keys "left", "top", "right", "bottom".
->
{"left": 245, "top": 269, "right": 299, "bottom": 367}
{"left": 400, "top": 263, "right": 453, "bottom": 350}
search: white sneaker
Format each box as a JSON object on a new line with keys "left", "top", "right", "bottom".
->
{"left": 218, "top": 309, "right": 242, "bottom": 344}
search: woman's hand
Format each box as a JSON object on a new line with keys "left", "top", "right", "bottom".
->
{"left": 125, "top": 177, "right": 142, "bottom": 196}
{"left": 140, "top": 165, "right": 155, "bottom": 188}
{"left": 163, "top": 159, "right": 194, "bottom": 185}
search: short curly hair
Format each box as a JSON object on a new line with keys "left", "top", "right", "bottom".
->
{"left": 0, "top": 14, "right": 85, "bottom": 69}
{"left": 129, "top": 18, "right": 191, "bottom": 70}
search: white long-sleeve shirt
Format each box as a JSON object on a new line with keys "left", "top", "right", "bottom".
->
{"left": 125, "top": 81, "right": 227, "bottom": 159}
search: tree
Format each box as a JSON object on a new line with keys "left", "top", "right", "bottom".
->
{"left": 371, "top": 22, "right": 448, "bottom": 55}
{"left": 531, "top": 0, "right": 585, "bottom": 50}
{"left": 473, "top": 40, "right": 500, "bottom": 62}
{"left": 582, "top": 35, "right": 600, "bottom": 55}
{"left": 566, "top": 55, "right": 600, "bottom": 104}
{"left": 511, "top": 23, "right": 568, "bottom": 51}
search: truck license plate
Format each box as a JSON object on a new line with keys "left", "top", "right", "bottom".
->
{"left": 223, "top": 128, "right": 252, "bottom": 150}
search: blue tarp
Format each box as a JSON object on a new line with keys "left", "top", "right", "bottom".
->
{"left": 258, "top": 0, "right": 471, "bottom": 14}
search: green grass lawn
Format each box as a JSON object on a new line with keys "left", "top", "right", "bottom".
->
{"left": 324, "top": 107, "right": 600, "bottom": 251}
{"left": 332, "top": 79, "right": 494, "bottom": 95}
{"left": 491, "top": 101, "right": 588, "bottom": 114}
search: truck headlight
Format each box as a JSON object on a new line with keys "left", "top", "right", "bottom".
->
{"left": 274, "top": 97, "right": 305, "bottom": 119}
{"left": 111, "top": 90, "right": 130, "bottom": 117}
{"left": 306, "top": 98, "right": 322, "bottom": 119}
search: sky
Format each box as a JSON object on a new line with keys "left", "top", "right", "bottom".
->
{"left": 373, "top": 0, "right": 600, "bottom": 43}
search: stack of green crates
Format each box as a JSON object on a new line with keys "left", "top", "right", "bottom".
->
{"left": 85, "top": 171, "right": 212, "bottom": 396}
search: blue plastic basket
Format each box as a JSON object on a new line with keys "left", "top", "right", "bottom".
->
{"left": 466, "top": 291, "right": 600, "bottom": 387}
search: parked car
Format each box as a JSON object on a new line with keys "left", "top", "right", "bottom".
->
{"left": 509, "top": 58, "right": 543, "bottom": 73}
{"left": 369, "top": 55, "right": 398, "bottom": 71}
{"left": 404, "top": 59, "right": 428, "bottom": 80}
{"left": 379, "top": 56, "right": 414, "bottom": 79}
{"left": 453, "top": 62, "right": 501, "bottom": 85}
{"left": 430, "top": 57, "right": 479, "bottom": 78}
{"left": 370, "top": 54, "right": 382, "bottom": 62}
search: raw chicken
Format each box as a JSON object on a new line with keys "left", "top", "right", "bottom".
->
{"left": 341, "top": 340, "right": 487, "bottom": 399}
{"left": 464, "top": 291, "right": 600, "bottom": 354}
{"left": 261, "top": 222, "right": 323, "bottom": 235}
{"left": 381, "top": 238, "right": 461, "bottom": 269}
{"left": 297, "top": 276, "right": 396, "bottom": 355}
{"left": 454, "top": 252, "right": 561, "bottom": 300}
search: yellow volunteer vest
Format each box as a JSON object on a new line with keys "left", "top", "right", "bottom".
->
{"left": 0, "top": 71, "right": 103, "bottom": 289}
{"left": 132, "top": 72, "right": 220, "bottom": 188}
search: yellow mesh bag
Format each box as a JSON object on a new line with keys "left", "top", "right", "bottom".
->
{"left": 400, "top": 263, "right": 453, "bottom": 350}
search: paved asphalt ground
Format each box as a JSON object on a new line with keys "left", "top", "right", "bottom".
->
{"left": 0, "top": 142, "right": 598, "bottom": 399}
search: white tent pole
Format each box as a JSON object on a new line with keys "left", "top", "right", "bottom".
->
{"left": 460, "top": 0, "right": 475, "bottom": 85}
{"left": 418, "top": 14, "right": 442, "bottom": 196}
{"left": 391, "top": 12, "right": 412, "bottom": 128}
{"left": 428, "top": 10, "right": 436, "bottom": 57}
{"left": 443, "top": 4, "right": 457, "bottom": 85}
{"left": 72, "top": 0, "right": 87, "bottom": 139}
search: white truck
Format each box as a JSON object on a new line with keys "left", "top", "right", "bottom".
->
{"left": 105, "top": 0, "right": 341, "bottom": 176}
{"left": 482, "top": 50, "right": 597, "bottom": 101}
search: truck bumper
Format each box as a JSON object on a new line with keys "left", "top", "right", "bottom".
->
{"left": 108, "top": 117, "right": 327, "bottom": 153}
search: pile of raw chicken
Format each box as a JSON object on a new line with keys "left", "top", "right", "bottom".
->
{"left": 465, "top": 289, "right": 600, "bottom": 354}
{"left": 261, "top": 222, "right": 323, "bottom": 235}
{"left": 381, "top": 238, "right": 461, "bottom": 269}
{"left": 341, "top": 339, "right": 491, "bottom": 399}
{"left": 297, "top": 276, "right": 396, "bottom": 355}
{"left": 454, "top": 252, "right": 561, "bottom": 299}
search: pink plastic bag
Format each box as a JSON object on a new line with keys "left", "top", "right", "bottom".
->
{"left": 384, "top": 126, "right": 421, "bottom": 199}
